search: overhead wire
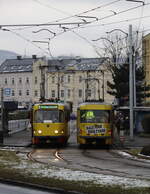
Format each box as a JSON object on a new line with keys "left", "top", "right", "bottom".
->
{"left": 1, "top": 0, "right": 123, "bottom": 55}
{"left": 47, "top": 2, "right": 149, "bottom": 43}
{"left": 1, "top": 29, "right": 50, "bottom": 55}
{"left": 13, "top": 0, "right": 121, "bottom": 31}
{"left": 1, "top": 1, "right": 150, "bottom": 57}
{"left": 32, "top": 0, "right": 122, "bottom": 24}
{"left": 80, "top": 14, "right": 150, "bottom": 28}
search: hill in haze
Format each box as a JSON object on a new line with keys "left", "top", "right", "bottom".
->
{"left": 0, "top": 50, "right": 19, "bottom": 65}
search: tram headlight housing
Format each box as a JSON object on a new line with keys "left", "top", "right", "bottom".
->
{"left": 54, "top": 130, "right": 59, "bottom": 134}
{"left": 38, "top": 130, "right": 42, "bottom": 134}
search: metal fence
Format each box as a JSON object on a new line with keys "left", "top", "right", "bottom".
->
{"left": 8, "top": 119, "right": 29, "bottom": 135}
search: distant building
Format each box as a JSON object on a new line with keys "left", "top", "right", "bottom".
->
{"left": 45, "top": 57, "right": 114, "bottom": 112}
{"left": 0, "top": 55, "right": 45, "bottom": 107}
{"left": 0, "top": 56, "right": 114, "bottom": 111}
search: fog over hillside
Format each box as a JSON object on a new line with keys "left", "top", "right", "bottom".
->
{"left": 0, "top": 50, "right": 19, "bottom": 65}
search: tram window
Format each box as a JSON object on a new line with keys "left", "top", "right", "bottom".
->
{"left": 34, "top": 110, "right": 64, "bottom": 123}
{"left": 80, "top": 110, "right": 110, "bottom": 123}
{"left": 59, "top": 110, "right": 64, "bottom": 123}
{"left": 51, "top": 112, "right": 59, "bottom": 123}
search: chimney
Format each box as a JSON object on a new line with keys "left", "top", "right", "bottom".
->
{"left": 32, "top": 55, "right": 37, "bottom": 59}
{"left": 17, "top": 56, "right": 22, "bottom": 60}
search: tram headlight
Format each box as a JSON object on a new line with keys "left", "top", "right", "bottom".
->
{"left": 54, "top": 130, "right": 59, "bottom": 134}
{"left": 38, "top": 130, "right": 42, "bottom": 134}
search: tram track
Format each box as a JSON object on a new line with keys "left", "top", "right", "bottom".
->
{"left": 27, "top": 146, "right": 150, "bottom": 180}
{"left": 27, "top": 148, "right": 71, "bottom": 165}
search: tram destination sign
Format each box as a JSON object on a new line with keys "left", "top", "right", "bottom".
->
{"left": 39, "top": 105, "right": 58, "bottom": 109}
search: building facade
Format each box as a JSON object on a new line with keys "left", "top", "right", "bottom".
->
{"left": 0, "top": 56, "right": 114, "bottom": 111}
{"left": 0, "top": 55, "right": 44, "bottom": 107}
{"left": 45, "top": 58, "right": 114, "bottom": 112}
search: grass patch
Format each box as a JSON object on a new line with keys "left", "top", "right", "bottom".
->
{"left": 126, "top": 148, "right": 142, "bottom": 156}
{"left": 0, "top": 149, "right": 149, "bottom": 194}
{"left": 138, "top": 133, "right": 150, "bottom": 138}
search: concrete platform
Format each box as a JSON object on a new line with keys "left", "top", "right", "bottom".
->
{"left": 3, "top": 129, "right": 32, "bottom": 147}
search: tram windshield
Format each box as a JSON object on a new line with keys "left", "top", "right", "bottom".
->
{"left": 80, "top": 110, "right": 110, "bottom": 123}
{"left": 34, "top": 109, "right": 64, "bottom": 123}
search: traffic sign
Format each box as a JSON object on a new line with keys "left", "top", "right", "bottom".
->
{"left": 4, "top": 88, "right": 11, "bottom": 96}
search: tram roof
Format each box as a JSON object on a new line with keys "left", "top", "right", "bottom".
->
{"left": 33, "top": 102, "right": 66, "bottom": 106}
{"left": 79, "top": 102, "right": 112, "bottom": 105}
{"left": 78, "top": 102, "right": 113, "bottom": 108}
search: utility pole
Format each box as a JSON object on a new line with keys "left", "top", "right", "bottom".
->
{"left": 129, "top": 24, "right": 134, "bottom": 140}
{"left": 57, "top": 73, "right": 60, "bottom": 100}
{"left": 40, "top": 65, "right": 45, "bottom": 101}
{"left": 55, "top": 66, "right": 60, "bottom": 100}
{"left": 0, "top": 88, "right": 4, "bottom": 145}
{"left": 64, "top": 73, "right": 67, "bottom": 103}
{"left": 85, "top": 70, "right": 90, "bottom": 101}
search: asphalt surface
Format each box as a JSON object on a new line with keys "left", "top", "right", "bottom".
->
{"left": 3, "top": 129, "right": 32, "bottom": 147}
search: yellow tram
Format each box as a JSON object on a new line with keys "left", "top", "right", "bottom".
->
{"left": 31, "top": 102, "right": 70, "bottom": 145}
{"left": 77, "top": 102, "right": 114, "bottom": 146}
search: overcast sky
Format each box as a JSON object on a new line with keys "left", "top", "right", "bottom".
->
{"left": 0, "top": 0, "right": 150, "bottom": 58}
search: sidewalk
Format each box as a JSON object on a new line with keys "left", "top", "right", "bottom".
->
{"left": 123, "top": 135, "right": 150, "bottom": 148}
{"left": 3, "top": 129, "right": 32, "bottom": 147}
{"left": 114, "top": 133, "right": 150, "bottom": 148}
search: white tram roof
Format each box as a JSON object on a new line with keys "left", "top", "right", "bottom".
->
{"left": 33, "top": 102, "right": 66, "bottom": 106}
{"left": 78, "top": 102, "right": 112, "bottom": 107}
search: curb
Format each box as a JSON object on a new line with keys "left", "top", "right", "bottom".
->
{"left": 0, "top": 178, "right": 82, "bottom": 194}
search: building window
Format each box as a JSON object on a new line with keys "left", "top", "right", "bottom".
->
{"left": 26, "top": 77, "right": 29, "bottom": 84}
{"left": 52, "top": 90, "right": 55, "bottom": 98}
{"left": 12, "top": 90, "right": 15, "bottom": 96}
{"left": 79, "top": 89, "right": 82, "bottom": 98}
{"left": 34, "top": 90, "right": 38, "bottom": 97}
{"left": 12, "top": 78, "right": 15, "bottom": 85}
{"left": 61, "top": 75, "right": 64, "bottom": 83}
{"left": 68, "top": 89, "right": 71, "bottom": 98}
{"left": 4, "top": 78, "right": 7, "bottom": 85}
{"left": 19, "top": 90, "right": 22, "bottom": 96}
{"left": 52, "top": 76, "right": 55, "bottom": 84}
{"left": 61, "top": 90, "right": 64, "bottom": 98}
{"left": 26, "top": 90, "right": 29, "bottom": 96}
{"left": 87, "top": 89, "right": 91, "bottom": 97}
{"left": 35, "top": 76, "right": 37, "bottom": 84}
{"left": 19, "top": 77, "right": 22, "bottom": 84}
{"left": 68, "top": 75, "right": 71, "bottom": 83}
{"left": 79, "top": 76, "right": 82, "bottom": 83}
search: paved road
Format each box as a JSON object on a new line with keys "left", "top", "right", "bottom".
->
{"left": 30, "top": 121, "right": 150, "bottom": 181}
{"left": 0, "top": 183, "right": 56, "bottom": 194}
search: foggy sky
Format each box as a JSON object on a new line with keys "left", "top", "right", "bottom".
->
{"left": 0, "top": 0, "right": 150, "bottom": 58}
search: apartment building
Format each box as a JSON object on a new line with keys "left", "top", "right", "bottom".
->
{"left": 0, "top": 55, "right": 45, "bottom": 107}
{"left": 46, "top": 58, "right": 114, "bottom": 112}
{"left": 0, "top": 56, "right": 114, "bottom": 111}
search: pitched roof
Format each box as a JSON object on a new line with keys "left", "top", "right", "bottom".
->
{"left": 47, "top": 57, "right": 107, "bottom": 72}
{"left": 0, "top": 57, "right": 39, "bottom": 73}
